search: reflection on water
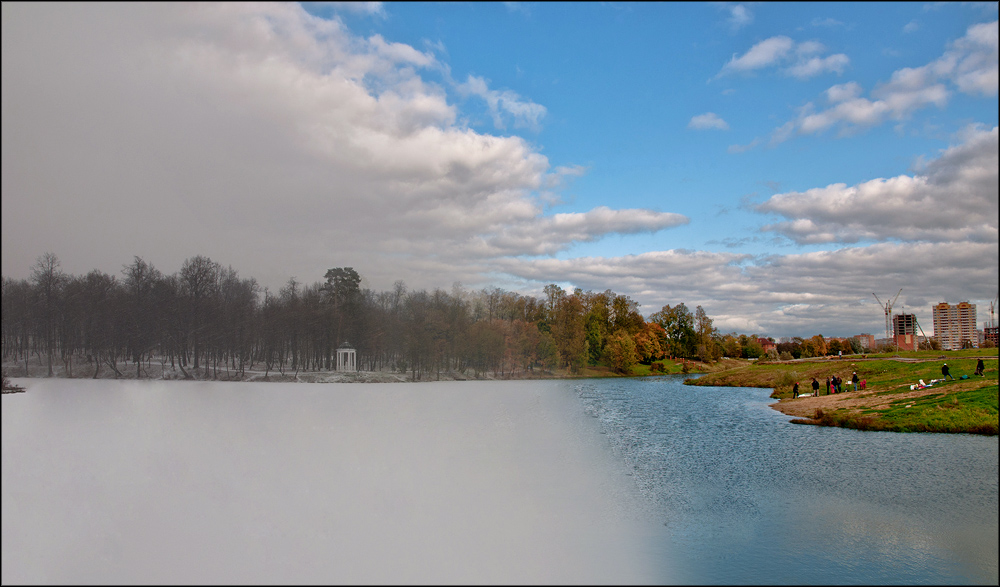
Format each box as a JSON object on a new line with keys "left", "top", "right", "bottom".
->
{"left": 576, "top": 375, "right": 999, "bottom": 585}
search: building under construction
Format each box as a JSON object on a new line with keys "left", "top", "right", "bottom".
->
{"left": 893, "top": 313, "right": 918, "bottom": 351}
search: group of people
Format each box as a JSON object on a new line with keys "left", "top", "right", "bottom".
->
{"left": 790, "top": 359, "right": 989, "bottom": 399}
{"left": 792, "top": 372, "right": 865, "bottom": 398}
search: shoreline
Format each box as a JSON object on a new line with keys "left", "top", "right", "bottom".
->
{"left": 1, "top": 354, "right": 715, "bottom": 386}
{"left": 687, "top": 352, "right": 998, "bottom": 435}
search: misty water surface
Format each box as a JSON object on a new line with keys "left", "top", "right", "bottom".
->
{"left": 3, "top": 376, "right": 998, "bottom": 584}
{"left": 2, "top": 378, "right": 655, "bottom": 584}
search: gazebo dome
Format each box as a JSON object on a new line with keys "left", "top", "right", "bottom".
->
{"left": 338, "top": 341, "right": 355, "bottom": 349}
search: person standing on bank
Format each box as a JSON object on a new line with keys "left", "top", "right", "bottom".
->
{"left": 793, "top": 381, "right": 800, "bottom": 398}
{"left": 812, "top": 377, "right": 820, "bottom": 396}
{"left": 975, "top": 358, "right": 985, "bottom": 376}
{"left": 852, "top": 371, "right": 859, "bottom": 392}
{"left": 942, "top": 363, "right": 955, "bottom": 381}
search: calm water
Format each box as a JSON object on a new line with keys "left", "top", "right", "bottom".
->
{"left": 575, "top": 374, "right": 999, "bottom": 585}
{"left": 2, "top": 376, "right": 997, "bottom": 584}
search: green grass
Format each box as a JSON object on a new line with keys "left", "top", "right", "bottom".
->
{"left": 800, "top": 385, "right": 998, "bottom": 435}
{"left": 685, "top": 353, "right": 998, "bottom": 435}
{"left": 690, "top": 355, "right": 997, "bottom": 399}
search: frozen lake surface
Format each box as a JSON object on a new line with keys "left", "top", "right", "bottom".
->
{"left": 2, "top": 378, "right": 655, "bottom": 584}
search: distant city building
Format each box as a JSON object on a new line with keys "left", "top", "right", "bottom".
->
{"left": 986, "top": 326, "right": 999, "bottom": 347}
{"left": 854, "top": 333, "right": 875, "bottom": 350}
{"left": 893, "top": 313, "right": 918, "bottom": 351}
{"left": 933, "top": 302, "right": 977, "bottom": 350}
{"left": 757, "top": 338, "right": 776, "bottom": 354}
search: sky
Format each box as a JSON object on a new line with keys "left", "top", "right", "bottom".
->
{"left": 2, "top": 2, "right": 997, "bottom": 339}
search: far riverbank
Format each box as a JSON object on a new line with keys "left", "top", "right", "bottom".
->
{"left": 687, "top": 350, "right": 998, "bottom": 435}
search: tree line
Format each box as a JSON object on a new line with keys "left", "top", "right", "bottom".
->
{"left": 2, "top": 253, "right": 854, "bottom": 380}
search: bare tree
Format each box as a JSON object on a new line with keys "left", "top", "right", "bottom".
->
{"left": 31, "top": 253, "right": 64, "bottom": 376}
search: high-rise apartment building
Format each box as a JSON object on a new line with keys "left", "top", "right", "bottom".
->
{"left": 933, "top": 302, "right": 977, "bottom": 350}
{"left": 893, "top": 313, "right": 918, "bottom": 351}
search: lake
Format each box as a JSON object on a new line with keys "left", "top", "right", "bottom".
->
{"left": 2, "top": 376, "right": 997, "bottom": 584}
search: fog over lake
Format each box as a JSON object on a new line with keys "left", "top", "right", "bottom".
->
{"left": 1, "top": 379, "right": 657, "bottom": 584}
{"left": 5, "top": 377, "right": 997, "bottom": 585}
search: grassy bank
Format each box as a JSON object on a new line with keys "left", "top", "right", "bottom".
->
{"left": 686, "top": 349, "right": 998, "bottom": 435}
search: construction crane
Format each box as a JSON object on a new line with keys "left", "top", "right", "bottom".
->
{"left": 913, "top": 316, "right": 931, "bottom": 350}
{"left": 873, "top": 289, "right": 902, "bottom": 352}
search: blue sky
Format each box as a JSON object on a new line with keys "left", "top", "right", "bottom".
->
{"left": 2, "top": 2, "right": 997, "bottom": 338}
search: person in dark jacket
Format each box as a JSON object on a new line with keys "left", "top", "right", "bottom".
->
{"left": 975, "top": 358, "right": 985, "bottom": 376}
{"left": 852, "top": 371, "right": 859, "bottom": 391}
{"left": 793, "top": 382, "right": 800, "bottom": 398}
{"left": 812, "top": 377, "right": 820, "bottom": 396}
{"left": 942, "top": 363, "right": 955, "bottom": 380}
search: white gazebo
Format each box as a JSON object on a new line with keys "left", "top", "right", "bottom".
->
{"left": 336, "top": 341, "right": 357, "bottom": 371}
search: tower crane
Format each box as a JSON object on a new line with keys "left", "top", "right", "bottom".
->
{"left": 873, "top": 289, "right": 902, "bottom": 352}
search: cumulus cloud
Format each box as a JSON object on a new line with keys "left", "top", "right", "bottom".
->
{"left": 784, "top": 54, "right": 849, "bottom": 79}
{"left": 688, "top": 112, "right": 730, "bottom": 130}
{"left": 755, "top": 125, "right": 999, "bottom": 244}
{"left": 0, "top": 3, "right": 676, "bottom": 294}
{"left": 481, "top": 208, "right": 690, "bottom": 257}
{"left": 718, "top": 36, "right": 848, "bottom": 79}
{"left": 752, "top": 20, "right": 997, "bottom": 147}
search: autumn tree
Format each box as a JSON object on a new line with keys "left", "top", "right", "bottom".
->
{"left": 650, "top": 303, "right": 696, "bottom": 359}
{"left": 551, "top": 292, "right": 587, "bottom": 373}
{"left": 606, "top": 330, "right": 638, "bottom": 374}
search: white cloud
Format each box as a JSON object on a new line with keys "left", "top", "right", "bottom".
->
{"left": 481, "top": 207, "right": 690, "bottom": 257}
{"left": 721, "top": 36, "right": 795, "bottom": 73}
{"left": 825, "top": 82, "right": 863, "bottom": 103}
{"left": 728, "top": 4, "right": 754, "bottom": 31}
{"left": 718, "top": 36, "right": 848, "bottom": 80}
{"left": 904, "top": 20, "right": 920, "bottom": 33}
{"left": 457, "top": 75, "right": 548, "bottom": 131}
{"left": 324, "top": 2, "right": 386, "bottom": 17}
{"left": 756, "top": 126, "right": 999, "bottom": 244}
{"left": 688, "top": 112, "right": 730, "bottom": 130}
{"left": 747, "top": 20, "right": 996, "bottom": 147}
{"left": 936, "top": 19, "right": 998, "bottom": 96}
{"left": 783, "top": 53, "right": 849, "bottom": 79}
{"left": 0, "top": 2, "right": 672, "bottom": 295}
